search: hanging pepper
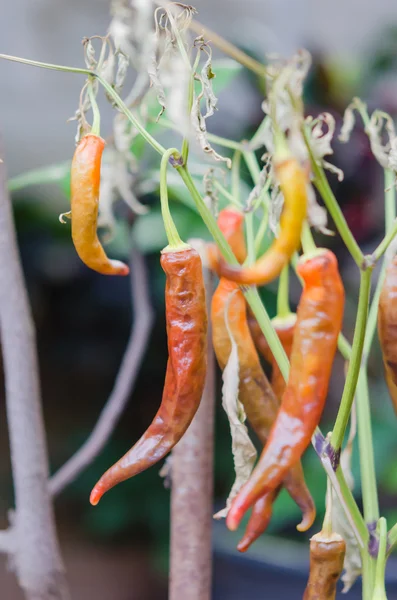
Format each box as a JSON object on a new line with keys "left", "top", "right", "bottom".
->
{"left": 210, "top": 208, "right": 315, "bottom": 538}
{"left": 378, "top": 256, "right": 397, "bottom": 414}
{"left": 226, "top": 250, "right": 344, "bottom": 531}
{"left": 248, "top": 312, "right": 297, "bottom": 400}
{"left": 303, "top": 532, "right": 346, "bottom": 599}
{"left": 90, "top": 149, "right": 208, "bottom": 504}
{"left": 237, "top": 488, "right": 280, "bottom": 552}
{"left": 214, "top": 153, "right": 307, "bottom": 286}
{"left": 70, "top": 134, "right": 129, "bottom": 275}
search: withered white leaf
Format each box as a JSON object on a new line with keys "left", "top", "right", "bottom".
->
{"left": 214, "top": 293, "right": 257, "bottom": 519}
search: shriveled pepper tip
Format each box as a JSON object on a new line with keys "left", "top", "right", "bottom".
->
{"left": 109, "top": 260, "right": 130, "bottom": 276}
{"left": 236, "top": 538, "right": 251, "bottom": 553}
{"left": 89, "top": 486, "right": 102, "bottom": 506}
{"left": 226, "top": 509, "right": 241, "bottom": 532}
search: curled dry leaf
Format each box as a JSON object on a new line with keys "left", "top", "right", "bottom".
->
{"left": 245, "top": 162, "right": 271, "bottom": 212}
{"left": 307, "top": 184, "right": 333, "bottom": 235}
{"left": 214, "top": 293, "right": 257, "bottom": 519}
{"left": 306, "top": 113, "right": 344, "bottom": 181}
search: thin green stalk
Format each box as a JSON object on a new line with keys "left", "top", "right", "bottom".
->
{"left": 0, "top": 53, "right": 166, "bottom": 156}
{"left": 362, "top": 551, "right": 376, "bottom": 600}
{"left": 160, "top": 149, "right": 187, "bottom": 250}
{"left": 373, "top": 220, "right": 397, "bottom": 262}
{"left": 387, "top": 522, "right": 397, "bottom": 555}
{"left": 372, "top": 518, "right": 388, "bottom": 600}
{"left": 372, "top": 169, "right": 397, "bottom": 262}
{"left": 249, "top": 116, "right": 269, "bottom": 151}
{"left": 231, "top": 150, "right": 241, "bottom": 203}
{"left": 243, "top": 151, "right": 261, "bottom": 184}
{"left": 338, "top": 333, "right": 352, "bottom": 361}
{"left": 254, "top": 200, "right": 269, "bottom": 254}
{"left": 213, "top": 180, "right": 241, "bottom": 208}
{"left": 331, "top": 268, "right": 373, "bottom": 450}
{"left": 277, "top": 264, "right": 291, "bottom": 318}
{"left": 301, "top": 221, "right": 317, "bottom": 254}
{"left": 87, "top": 82, "right": 101, "bottom": 136}
{"left": 357, "top": 373, "right": 379, "bottom": 523}
{"left": 181, "top": 49, "right": 201, "bottom": 164}
{"left": 302, "top": 126, "right": 364, "bottom": 268}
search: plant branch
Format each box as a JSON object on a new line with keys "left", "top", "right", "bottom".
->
{"left": 373, "top": 518, "right": 388, "bottom": 600}
{"left": 0, "top": 142, "right": 69, "bottom": 598}
{"left": 302, "top": 126, "right": 364, "bottom": 268}
{"left": 49, "top": 247, "right": 153, "bottom": 497}
{"left": 189, "top": 19, "right": 268, "bottom": 78}
{"left": 169, "top": 269, "right": 215, "bottom": 600}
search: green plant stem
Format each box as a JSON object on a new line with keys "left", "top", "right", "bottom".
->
{"left": 0, "top": 53, "right": 166, "bottom": 156}
{"left": 362, "top": 552, "right": 376, "bottom": 600}
{"left": 249, "top": 116, "right": 269, "bottom": 151}
{"left": 356, "top": 373, "right": 379, "bottom": 523}
{"left": 372, "top": 169, "right": 397, "bottom": 262}
{"left": 254, "top": 201, "right": 269, "bottom": 254}
{"left": 243, "top": 151, "right": 261, "bottom": 184}
{"left": 231, "top": 150, "right": 241, "bottom": 202}
{"left": 181, "top": 49, "right": 201, "bottom": 164}
{"left": 245, "top": 212, "right": 256, "bottom": 265}
{"left": 387, "top": 522, "right": 397, "bottom": 555}
{"left": 300, "top": 221, "right": 317, "bottom": 254}
{"left": 277, "top": 264, "right": 291, "bottom": 318}
{"left": 373, "top": 220, "right": 397, "bottom": 262}
{"left": 372, "top": 518, "right": 388, "bottom": 600}
{"left": 302, "top": 126, "right": 364, "bottom": 268}
{"left": 160, "top": 149, "right": 187, "bottom": 249}
{"left": 331, "top": 267, "right": 373, "bottom": 450}
{"left": 87, "top": 82, "right": 101, "bottom": 136}
{"left": 213, "top": 180, "right": 241, "bottom": 208}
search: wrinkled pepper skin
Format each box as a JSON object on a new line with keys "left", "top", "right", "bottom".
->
{"left": 303, "top": 534, "right": 346, "bottom": 599}
{"left": 378, "top": 256, "right": 397, "bottom": 414}
{"left": 227, "top": 250, "right": 344, "bottom": 531}
{"left": 71, "top": 134, "right": 129, "bottom": 275}
{"left": 248, "top": 312, "right": 297, "bottom": 401}
{"left": 211, "top": 278, "right": 315, "bottom": 536}
{"left": 215, "top": 158, "right": 307, "bottom": 286}
{"left": 90, "top": 247, "right": 207, "bottom": 505}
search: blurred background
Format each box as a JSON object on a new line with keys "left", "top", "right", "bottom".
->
{"left": 2, "top": 0, "right": 397, "bottom": 598}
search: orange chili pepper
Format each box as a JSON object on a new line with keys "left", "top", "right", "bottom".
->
{"left": 90, "top": 246, "right": 207, "bottom": 504}
{"left": 70, "top": 134, "right": 129, "bottom": 276}
{"left": 214, "top": 155, "right": 307, "bottom": 286}
{"left": 210, "top": 208, "right": 315, "bottom": 540}
{"left": 303, "top": 532, "right": 346, "bottom": 599}
{"left": 227, "top": 250, "right": 344, "bottom": 531}
{"left": 378, "top": 256, "right": 397, "bottom": 414}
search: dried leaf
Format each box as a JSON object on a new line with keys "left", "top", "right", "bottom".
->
{"left": 307, "top": 184, "right": 333, "bottom": 235}
{"left": 214, "top": 293, "right": 257, "bottom": 519}
{"left": 338, "top": 98, "right": 367, "bottom": 143}
{"left": 366, "top": 110, "right": 396, "bottom": 169}
{"left": 200, "top": 44, "right": 218, "bottom": 119}
{"left": 307, "top": 113, "right": 344, "bottom": 181}
{"left": 245, "top": 161, "right": 271, "bottom": 212}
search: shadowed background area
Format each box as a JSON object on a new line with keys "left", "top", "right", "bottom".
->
{"left": 2, "top": 0, "right": 397, "bottom": 598}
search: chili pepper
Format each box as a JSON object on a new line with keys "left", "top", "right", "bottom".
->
{"left": 248, "top": 312, "right": 297, "bottom": 400}
{"left": 214, "top": 155, "right": 307, "bottom": 286}
{"left": 237, "top": 489, "right": 279, "bottom": 552}
{"left": 226, "top": 250, "right": 344, "bottom": 531}
{"left": 378, "top": 256, "right": 397, "bottom": 414}
{"left": 303, "top": 532, "right": 346, "bottom": 599}
{"left": 70, "top": 134, "right": 129, "bottom": 275}
{"left": 207, "top": 206, "right": 247, "bottom": 270}
{"left": 90, "top": 246, "right": 207, "bottom": 504}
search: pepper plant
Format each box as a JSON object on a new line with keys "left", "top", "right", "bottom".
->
{"left": 1, "top": 2, "right": 397, "bottom": 600}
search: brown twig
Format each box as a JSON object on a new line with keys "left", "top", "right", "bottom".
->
{"left": 0, "top": 143, "right": 70, "bottom": 598}
{"left": 49, "top": 246, "right": 154, "bottom": 497}
{"left": 169, "top": 269, "right": 215, "bottom": 600}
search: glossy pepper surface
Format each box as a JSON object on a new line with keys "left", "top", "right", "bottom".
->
{"left": 70, "top": 134, "right": 129, "bottom": 275}
{"left": 303, "top": 533, "right": 346, "bottom": 599}
{"left": 215, "top": 157, "right": 307, "bottom": 286}
{"left": 378, "top": 256, "right": 397, "bottom": 414}
{"left": 227, "top": 250, "right": 344, "bottom": 531}
{"left": 90, "top": 246, "right": 207, "bottom": 504}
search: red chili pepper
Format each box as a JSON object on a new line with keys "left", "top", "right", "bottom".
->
{"left": 210, "top": 207, "right": 315, "bottom": 539}
{"left": 214, "top": 156, "right": 307, "bottom": 286}
{"left": 378, "top": 256, "right": 397, "bottom": 414}
{"left": 90, "top": 246, "right": 207, "bottom": 504}
{"left": 303, "top": 532, "right": 346, "bottom": 599}
{"left": 226, "top": 250, "right": 344, "bottom": 531}
{"left": 70, "top": 134, "right": 129, "bottom": 275}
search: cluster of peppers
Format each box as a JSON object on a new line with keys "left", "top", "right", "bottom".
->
{"left": 67, "top": 130, "right": 397, "bottom": 598}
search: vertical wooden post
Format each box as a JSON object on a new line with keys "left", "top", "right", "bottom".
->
{"left": 169, "top": 269, "right": 215, "bottom": 600}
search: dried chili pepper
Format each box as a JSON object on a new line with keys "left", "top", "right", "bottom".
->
{"left": 237, "top": 488, "right": 280, "bottom": 552}
{"left": 70, "top": 134, "right": 129, "bottom": 275}
{"left": 378, "top": 256, "right": 397, "bottom": 414}
{"left": 90, "top": 149, "right": 208, "bottom": 505}
{"left": 227, "top": 250, "right": 344, "bottom": 531}
{"left": 303, "top": 532, "right": 346, "bottom": 599}
{"left": 210, "top": 209, "right": 315, "bottom": 538}
{"left": 214, "top": 153, "right": 307, "bottom": 286}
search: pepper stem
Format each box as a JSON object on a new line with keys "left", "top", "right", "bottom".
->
{"left": 87, "top": 80, "right": 101, "bottom": 137}
{"left": 160, "top": 149, "right": 188, "bottom": 252}
{"left": 276, "top": 264, "right": 292, "bottom": 319}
